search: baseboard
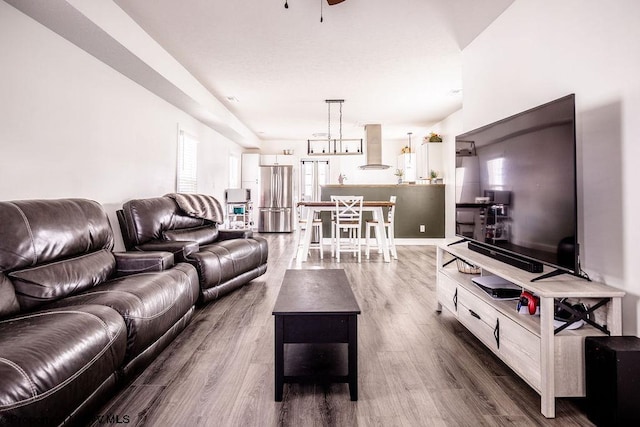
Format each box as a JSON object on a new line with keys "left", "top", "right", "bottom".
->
{"left": 320, "top": 238, "right": 446, "bottom": 246}
{"left": 393, "top": 238, "right": 446, "bottom": 246}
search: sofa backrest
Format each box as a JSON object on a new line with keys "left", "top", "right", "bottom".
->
{"left": 0, "top": 199, "right": 115, "bottom": 313}
{"left": 0, "top": 199, "right": 114, "bottom": 271}
{"left": 120, "top": 196, "right": 213, "bottom": 248}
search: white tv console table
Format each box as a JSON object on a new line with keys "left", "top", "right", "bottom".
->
{"left": 436, "top": 241, "right": 624, "bottom": 418}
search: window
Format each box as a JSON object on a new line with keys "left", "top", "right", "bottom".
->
{"left": 177, "top": 130, "right": 198, "bottom": 193}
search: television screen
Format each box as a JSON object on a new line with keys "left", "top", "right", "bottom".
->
{"left": 455, "top": 94, "right": 578, "bottom": 275}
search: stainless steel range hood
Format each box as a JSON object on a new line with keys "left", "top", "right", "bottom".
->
{"left": 359, "top": 124, "right": 390, "bottom": 170}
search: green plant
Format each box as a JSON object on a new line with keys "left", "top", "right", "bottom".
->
{"left": 394, "top": 168, "right": 404, "bottom": 177}
{"left": 428, "top": 132, "right": 443, "bottom": 142}
{"left": 430, "top": 170, "right": 438, "bottom": 179}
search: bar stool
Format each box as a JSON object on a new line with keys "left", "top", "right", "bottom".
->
{"left": 294, "top": 206, "right": 324, "bottom": 259}
{"left": 331, "top": 195, "right": 364, "bottom": 263}
{"left": 365, "top": 195, "right": 397, "bottom": 260}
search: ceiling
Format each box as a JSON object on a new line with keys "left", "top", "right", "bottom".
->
{"left": 6, "top": 0, "right": 514, "bottom": 145}
{"left": 112, "top": 0, "right": 513, "bottom": 143}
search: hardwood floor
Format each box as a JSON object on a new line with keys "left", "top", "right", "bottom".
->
{"left": 94, "top": 234, "right": 594, "bottom": 426}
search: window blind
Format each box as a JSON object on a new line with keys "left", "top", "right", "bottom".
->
{"left": 177, "top": 130, "right": 198, "bottom": 193}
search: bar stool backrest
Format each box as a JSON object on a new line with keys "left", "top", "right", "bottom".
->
{"left": 331, "top": 195, "right": 364, "bottom": 226}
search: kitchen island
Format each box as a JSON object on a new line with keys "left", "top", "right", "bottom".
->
{"left": 320, "top": 184, "right": 444, "bottom": 238}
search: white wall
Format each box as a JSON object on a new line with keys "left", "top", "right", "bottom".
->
{"left": 461, "top": 0, "right": 640, "bottom": 335}
{"left": 429, "top": 110, "right": 463, "bottom": 238}
{"left": 0, "top": 2, "right": 243, "bottom": 249}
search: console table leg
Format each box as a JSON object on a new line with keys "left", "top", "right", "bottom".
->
{"left": 608, "top": 297, "right": 623, "bottom": 335}
{"left": 275, "top": 316, "right": 284, "bottom": 401}
{"left": 540, "top": 297, "right": 555, "bottom": 418}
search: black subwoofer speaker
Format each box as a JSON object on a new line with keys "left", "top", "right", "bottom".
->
{"left": 585, "top": 336, "right": 640, "bottom": 426}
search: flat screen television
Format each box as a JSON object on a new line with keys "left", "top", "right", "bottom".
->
{"left": 455, "top": 94, "right": 579, "bottom": 280}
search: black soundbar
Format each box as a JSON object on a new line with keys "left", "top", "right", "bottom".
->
{"left": 468, "top": 242, "right": 544, "bottom": 273}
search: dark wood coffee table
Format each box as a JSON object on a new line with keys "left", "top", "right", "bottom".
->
{"left": 273, "top": 269, "right": 361, "bottom": 401}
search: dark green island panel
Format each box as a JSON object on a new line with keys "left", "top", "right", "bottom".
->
{"left": 320, "top": 184, "right": 445, "bottom": 238}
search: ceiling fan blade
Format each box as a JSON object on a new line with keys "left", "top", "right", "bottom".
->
{"left": 326, "top": 0, "right": 346, "bottom": 5}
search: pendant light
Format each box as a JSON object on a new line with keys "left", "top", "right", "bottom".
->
{"left": 307, "top": 99, "right": 362, "bottom": 155}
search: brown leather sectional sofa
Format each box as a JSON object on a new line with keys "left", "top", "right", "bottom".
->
{"left": 117, "top": 194, "right": 268, "bottom": 303}
{"left": 0, "top": 195, "right": 268, "bottom": 425}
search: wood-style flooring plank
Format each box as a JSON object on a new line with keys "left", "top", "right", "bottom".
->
{"left": 93, "top": 235, "right": 594, "bottom": 426}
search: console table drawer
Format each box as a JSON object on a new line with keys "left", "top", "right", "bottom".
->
{"left": 457, "top": 287, "right": 499, "bottom": 352}
{"left": 499, "top": 315, "right": 542, "bottom": 391}
{"left": 458, "top": 287, "right": 542, "bottom": 391}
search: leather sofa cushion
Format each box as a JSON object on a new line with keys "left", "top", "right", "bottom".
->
{"left": 10, "top": 250, "right": 116, "bottom": 311}
{"left": 0, "top": 199, "right": 113, "bottom": 272}
{"left": 44, "top": 263, "right": 199, "bottom": 361}
{"left": 0, "top": 305, "right": 126, "bottom": 424}
{"left": 0, "top": 275, "right": 20, "bottom": 318}
{"left": 163, "top": 225, "right": 218, "bottom": 246}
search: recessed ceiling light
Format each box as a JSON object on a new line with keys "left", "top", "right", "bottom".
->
{"left": 226, "top": 96, "right": 240, "bottom": 103}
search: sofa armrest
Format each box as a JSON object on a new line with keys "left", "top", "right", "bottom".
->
{"left": 217, "top": 229, "right": 253, "bottom": 241}
{"left": 134, "top": 240, "right": 200, "bottom": 263}
{"left": 113, "top": 251, "right": 174, "bottom": 276}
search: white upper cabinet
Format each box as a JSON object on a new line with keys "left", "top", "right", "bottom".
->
{"left": 260, "top": 154, "right": 296, "bottom": 166}
{"left": 241, "top": 153, "right": 260, "bottom": 183}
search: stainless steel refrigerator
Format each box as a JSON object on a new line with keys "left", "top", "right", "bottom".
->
{"left": 258, "top": 165, "right": 293, "bottom": 232}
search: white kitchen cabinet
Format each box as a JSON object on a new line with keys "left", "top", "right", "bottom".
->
{"left": 416, "top": 142, "right": 444, "bottom": 180}
{"left": 397, "top": 153, "right": 416, "bottom": 182}
{"left": 241, "top": 153, "right": 260, "bottom": 184}
{"left": 416, "top": 143, "right": 429, "bottom": 179}
{"left": 260, "top": 154, "right": 296, "bottom": 166}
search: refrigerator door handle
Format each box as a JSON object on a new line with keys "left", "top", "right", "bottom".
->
{"left": 271, "top": 170, "right": 275, "bottom": 207}
{"left": 272, "top": 170, "right": 277, "bottom": 208}
{"left": 276, "top": 170, "right": 281, "bottom": 208}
